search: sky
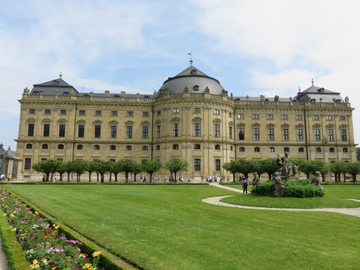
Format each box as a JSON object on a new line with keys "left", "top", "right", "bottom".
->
{"left": 1, "top": 0, "right": 360, "bottom": 151}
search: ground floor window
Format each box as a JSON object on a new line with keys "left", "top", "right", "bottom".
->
{"left": 194, "top": 159, "right": 201, "bottom": 171}
{"left": 24, "top": 158, "right": 31, "bottom": 170}
{"left": 215, "top": 159, "right": 221, "bottom": 171}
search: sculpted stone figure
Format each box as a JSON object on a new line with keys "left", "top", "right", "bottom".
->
{"left": 272, "top": 172, "right": 286, "bottom": 197}
{"left": 252, "top": 172, "right": 260, "bottom": 186}
{"left": 276, "top": 152, "right": 298, "bottom": 182}
{"left": 310, "top": 171, "right": 325, "bottom": 192}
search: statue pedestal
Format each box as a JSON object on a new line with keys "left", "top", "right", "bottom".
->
{"left": 272, "top": 183, "right": 286, "bottom": 197}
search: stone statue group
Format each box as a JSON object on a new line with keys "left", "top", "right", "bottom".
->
{"left": 252, "top": 152, "right": 324, "bottom": 197}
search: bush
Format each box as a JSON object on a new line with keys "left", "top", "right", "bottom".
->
{"left": 286, "top": 179, "right": 310, "bottom": 187}
{"left": 251, "top": 180, "right": 275, "bottom": 196}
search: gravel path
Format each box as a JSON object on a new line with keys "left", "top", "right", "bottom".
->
{"left": 206, "top": 182, "right": 360, "bottom": 218}
{"left": 0, "top": 236, "right": 8, "bottom": 270}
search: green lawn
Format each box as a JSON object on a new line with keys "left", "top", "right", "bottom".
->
{"left": 4, "top": 184, "right": 360, "bottom": 270}
{"left": 221, "top": 185, "right": 360, "bottom": 208}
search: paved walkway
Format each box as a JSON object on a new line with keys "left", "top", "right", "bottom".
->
{"left": 205, "top": 182, "right": 360, "bottom": 218}
{"left": 0, "top": 235, "right": 8, "bottom": 270}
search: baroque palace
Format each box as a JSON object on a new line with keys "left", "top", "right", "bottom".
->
{"left": 15, "top": 65, "right": 356, "bottom": 181}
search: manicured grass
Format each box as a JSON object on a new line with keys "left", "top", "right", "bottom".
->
{"left": 4, "top": 184, "right": 360, "bottom": 270}
{"left": 221, "top": 185, "right": 360, "bottom": 209}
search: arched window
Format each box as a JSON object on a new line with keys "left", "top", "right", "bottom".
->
{"left": 329, "top": 147, "right": 335, "bottom": 153}
{"left": 299, "top": 147, "right": 304, "bottom": 153}
{"left": 269, "top": 147, "right": 275, "bottom": 152}
{"left": 110, "top": 145, "right": 116, "bottom": 150}
{"left": 142, "top": 146, "right": 148, "bottom": 151}
{"left": 343, "top": 148, "right": 348, "bottom": 153}
{"left": 63, "top": 91, "right": 70, "bottom": 96}
{"left": 193, "top": 85, "right": 199, "bottom": 91}
{"left": 156, "top": 145, "right": 160, "bottom": 150}
{"left": 230, "top": 146, "right": 233, "bottom": 151}
{"left": 239, "top": 147, "right": 245, "bottom": 152}
{"left": 194, "top": 144, "right": 201, "bottom": 149}
{"left": 126, "top": 145, "right": 132, "bottom": 151}
{"left": 284, "top": 147, "right": 289, "bottom": 152}
{"left": 254, "top": 147, "right": 260, "bottom": 152}
{"left": 26, "top": 144, "right": 33, "bottom": 149}
{"left": 58, "top": 144, "right": 64, "bottom": 150}
{"left": 215, "top": 144, "right": 220, "bottom": 150}
{"left": 316, "top": 147, "right": 322, "bottom": 153}
{"left": 94, "top": 145, "right": 100, "bottom": 150}
{"left": 173, "top": 144, "right": 179, "bottom": 150}
{"left": 77, "top": 145, "right": 83, "bottom": 150}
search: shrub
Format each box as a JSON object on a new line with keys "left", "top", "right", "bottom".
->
{"left": 283, "top": 184, "right": 324, "bottom": 198}
{"left": 251, "top": 180, "right": 275, "bottom": 196}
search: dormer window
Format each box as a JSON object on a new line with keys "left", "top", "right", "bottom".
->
{"left": 63, "top": 91, "right": 70, "bottom": 96}
{"left": 317, "top": 88, "right": 324, "bottom": 92}
{"left": 159, "top": 90, "right": 164, "bottom": 96}
{"left": 32, "top": 91, "right": 40, "bottom": 95}
{"left": 191, "top": 69, "right": 197, "bottom": 74}
{"left": 144, "top": 96, "right": 151, "bottom": 99}
{"left": 52, "top": 80, "right": 59, "bottom": 84}
{"left": 335, "top": 99, "right": 341, "bottom": 103}
{"left": 193, "top": 85, "right": 199, "bottom": 91}
{"left": 311, "top": 99, "right": 316, "bottom": 102}
{"left": 114, "top": 95, "right": 120, "bottom": 97}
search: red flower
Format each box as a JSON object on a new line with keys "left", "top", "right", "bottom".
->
{"left": 42, "top": 256, "right": 45, "bottom": 258}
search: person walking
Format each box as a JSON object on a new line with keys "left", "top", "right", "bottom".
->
{"left": 7, "top": 174, "right": 11, "bottom": 182}
{"left": 242, "top": 179, "right": 248, "bottom": 193}
{"left": 101, "top": 174, "right": 104, "bottom": 183}
{"left": 188, "top": 175, "right": 191, "bottom": 183}
{"left": 42, "top": 174, "right": 46, "bottom": 182}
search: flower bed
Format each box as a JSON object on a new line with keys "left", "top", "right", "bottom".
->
{"left": 0, "top": 187, "right": 103, "bottom": 270}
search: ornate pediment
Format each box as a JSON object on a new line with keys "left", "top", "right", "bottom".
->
{"left": 326, "top": 124, "right": 334, "bottom": 128}
{"left": 141, "top": 121, "right": 150, "bottom": 126}
{"left": 155, "top": 120, "right": 161, "bottom": 125}
{"left": 267, "top": 123, "right": 275, "bottom": 128}
{"left": 125, "top": 120, "right": 134, "bottom": 125}
{"left": 237, "top": 123, "right": 245, "bottom": 128}
{"left": 281, "top": 124, "right": 289, "bottom": 128}
{"left": 213, "top": 118, "right": 221, "bottom": 124}
{"left": 171, "top": 117, "right": 181, "bottom": 124}
{"left": 77, "top": 120, "right": 86, "bottom": 124}
{"left": 228, "top": 121, "right": 233, "bottom": 126}
{"left": 192, "top": 117, "right": 202, "bottom": 123}
{"left": 42, "top": 118, "right": 51, "bottom": 123}
{"left": 26, "top": 118, "right": 36, "bottom": 123}
{"left": 93, "top": 120, "right": 102, "bottom": 125}
{"left": 57, "top": 119, "right": 67, "bottom": 124}
{"left": 109, "top": 120, "right": 118, "bottom": 125}
{"left": 252, "top": 123, "right": 260, "bottom": 128}
{"left": 295, "top": 124, "right": 304, "bottom": 128}
{"left": 339, "top": 124, "right": 347, "bottom": 129}
{"left": 313, "top": 124, "right": 321, "bottom": 129}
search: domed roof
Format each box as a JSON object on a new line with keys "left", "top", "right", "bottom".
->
{"left": 159, "top": 66, "right": 225, "bottom": 95}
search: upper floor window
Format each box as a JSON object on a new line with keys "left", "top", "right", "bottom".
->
{"left": 126, "top": 145, "right": 132, "bottom": 151}
{"left": 269, "top": 147, "right": 275, "bottom": 152}
{"left": 156, "top": 145, "right": 160, "bottom": 150}
{"left": 60, "top": 110, "right": 66, "bottom": 115}
{"left": 28, "top": 124, "right": 34, "bottom": 137}
{"left": 297, "top": 129, "right": 303, "bottom": 141}
{"left": 341, "top": 129, "right": 347, "bottom": 141}
{"left": 173, "top": 124, "right": 179, "bottom": 137}
{"left": 215, "top": 145, "right": 220, "bottom": 150}
{"left": 229, "top": 112, "right": 232, "bottom": 117}
{"left": 194, "top": 123, "right": 201, "bottom": 137}
{"left": 316, "top": 147, "right": 322, "bottom": 153}
{"left": 313, "top": 115, "right": 319, "bottom": 120}
{"left": 326, "top": 115, "right": 332, "bottom": 120}
{"left": 127, "top": 126, "right": 133, "bottom": 138}
{"left": 238, "top": 114, "right": 244, "bottom": 119}
{"left": 26, "top": 144, "right": 33, "bottom": 149}
{"left": 173, "top": 144, "right": 179, "bottom": 150}
{"left": 267, "top": 115, "right": 273, "bottom": 120}
{"left": 253, "top": 114, "right": 259, "bottom": 119}
{"left": 143, "top": 112, "right": 149, "bottom": 117}
{"left": 79, "top": 110, "right": 85, "bottom": 115}
{"left": 45, "top": 109, "right": 51, "bottom": 114}
{"left": 296, "top": 115, "right": 302, "bottom": 120}
{"left": 229, "top": 127, "right": 232, "bottom": 139}
{"left": 43, "top": 124, "right": 50, "bottom": 137}
{"left": 283, "top": 129, "right": 289, "bottom": 141}
{"left": 59, "top": 125, "right": 66, "bottom": 137}
{"left": 157, "top": 125, "right": 161, "bottom": 138}
{"left": 239, "top": 128, "right": 245, "bottom": 140}
{"left": 343, "top": 147, "right": 348, "bottom": 153}
{"left": 95, "top": 111, "right": 102, "bottom": 115}
{"left": 94, "top": 145, "right": 100, "bottom": 150}
{"left": 77, "top": 145, "right": 83, "bottom": 150}
{"left": 58, "top": 144, "right": 64, "bottom": 150}
{"left": 157, "top": 111, "right": 161, "bottom": 116}
{"left": 329, "top": 147, "right": 335, "bottom": 153}
{"left": 110, "top": 145, "right": 116, "bottom": 151}
{"left": 253, "top": 128, "right": 260, "bottom": 141}
{"left": 127, "top": 111, "right": 133, "bottom": 116}
{"left": 268, "top": 129, "right": 274, "bottom": 141}
{"left": 340, "top": 116, "right": 346, "bottom": 120}
{"left": 111, "top": 126, "right": 117, "bottom": 138}
{"left": 214, "top": 109, "right": 220, "bottom": 115}
{"left": 94, "top": 125, "right": 101, "bottom": 138}
{"left": 143, "top": 126, "right": 149, "bottom": 139}
{"left": 254, "top": 147, "right": 260, "bottom": 152}
{"left": 214, "top": 124, "right": 220, "bottom": 137}
{"left": 299, "top": 147, "right": 304, "bottom": 153}
{"left": 239, "top": 147, "right": 245, "bottom": 152}
{"left": 173, "top": 108, "right": 179, "bottom": 114}
{"left": 78, "top": 125, "right": 85, "bottom": 138}
{"left": 194, "top": 108, "right": 200, "bottom": 113}
{"left": 194, "top": 144, "right": 201, "bottom": 150}
{"left": 282, "top": 115, "right": 288, "bottom": 120}
{"left": 314, "top": 129, "right": 320, "bottom": 141}
{"left": 284, "top": 147, "right": 289, "bottom": 152}
{"left": 142, "top": 146, "right": 148, "bottom": 151}
{"left": 111, "top": 111, "right": 117, "bottom": 116}
{"left": 328, "top": 129, "right": 334, "bottom": 141}
{"left": 42, "top": 144, "right": 48, "bottom": 150}
{"left": 29, "top": 109, "right": 35, "bottom": 114}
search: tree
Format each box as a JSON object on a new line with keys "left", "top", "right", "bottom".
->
{"left": 112, "top": 161, "right": 124, "bottom": 182}
{"left": 119, "top": 159, "right": 137, "bottom": 182}
{"left": 347, "top": 162, "right": 360, "bottom": 183}
{"left": 86, "top": 161, "right": 98, "bottom": 183}
{"left": 236, "top": 159, "right": 253, "bottom": 180}
{"left": 132, "top": 163, "right": 143, "bottom": 182}
{"left": 56, "top": 161, "right": 67, "bottom": 181}
{"left": 32, "top": 159, "right": 62, "bottom": 182}
{"left": 164, "top": 159, "right": 189, "bottom": 182}
{"left": 302, "top": 160, "right": 329, "bottom": 181}
{"left": 255, "top": 159, "right": 275, "bottom": 179}
{"left": 65, "top": 161, "right": 75, "bottom": 182}
{"left": 94, "top": 160, "right": 110, "bottom": 183}
{"left": 222, "top": 160, "right": 238, "bottom": 182}
{"left": 356, "top": 147, "right": 360, "bottom": 162}
{"left": 106, "top": 161, "right": 115, "bottom": 182}
{"left": 290, "top": 158, "right": 306, "bottom": 175}
{"left": 329, "top": 161, "right": 348, "bottom": 182}
{"left": 142, "top": 160, "right": 162, "bottom": 182}
{"left": 70, "top": 159, "right": 89, "bottom": 182}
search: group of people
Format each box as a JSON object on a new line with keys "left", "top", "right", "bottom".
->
{"left": 205, "top": 175, "right": 230, "bottom": 183}
{"left": 0, "top": 174, "right": 10, "bottom": 182}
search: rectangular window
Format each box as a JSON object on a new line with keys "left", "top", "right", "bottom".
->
{"left": 239, "top": 128, "right": 244, "bottom": 140}
{"left": 157, "top": 111, "right": 161, "bottom": 116}
{"left": 253, "top": 128, "right": 259, "bottom": 141}
{"left": 314, "top": 129, "right": 320, "bottom": 141}
{"left": 229, "top": 127, "right": 232, "bottom": 139}
{"left": 229, "top": 112, "right": 232, "bottom": 117}
{"left": 194, "top": 159, "right": 201, "bottom": 171}
{"left": 127, "top": 111, "right": 133, "bottom": 116}
{"left": 143, "top": 126, "right": 149, "bottom": 139}
{"left": 143, "top": 112, "right": 149, "bottom": 116}
{"left": 45, "top": 109, "right": 51, "bottom": 114}
{"left": 95, "top": 125, "right": 101, "bottom": 138}
{"left": 28, "top": 124, "right": 34, "bottom": 137}
{"left": 296, "top": 115, "right": 302, "bottom": 120}
{"left": 313, "top": 115, "right": 319, "bottom": 120}
{"left": 157, "top": 125, "right": 161, "bottom": 138}
{"left": 60, "top": 110, "right": 66, "bottom": 115}
{"left": 173, "top": 124, "right": 179, "bottom": 137}
{"left": 29, "top": 109, "right": 35, "bottom": 114}
{"left": 326, "top": 115, "right": 332, "bottom": 120}
{"left": 267, "top": 115, "right": 273, "bottom": 119}
{"left": 214, "top": 109, "right": 219, "bottom": 115}
{"left": 194, "top": 108, "right": 200, "bottom": 113}
{"left": 215, "top": 124, "right": 220, "bottom": 137}
{"left": 297, "top": 129, "right": 303, "bottom": 141}
{"left": 111, "top": 111, "right": 117, "bottom": 116}
{"left": 95, "top": 111, "right": 102, "bottom": 115}
{"left": 127, "top": 126, "right": 133, "bottom": 138}
{"left": 111, "top": 126, "right": 117, "bottom": 138}
{"left": 340, "top": 116, "right": 345, "bottom": 120}
{"left": 328, "top": 129, "right": 334, "bottom": 141}
{"left": 283, "top": 129, "right": 289, "bottom": 141}
{"left": 59, "top": 125, "right": 65, "bottom": 137}
{"left": 268, "top": 129, "right": 274, "bottom": 141}
{"left": 341, "top": 129, "right": 347, "bottom": 141}
{"left": 43, "top": 124, "right": 50, "bottom": 137}
{"left": 215, "top": 159, "right": 221, "bottom": 171}
{"left": 79, "top": 110, "right": 85, "bottom": 115}
{"left": 173, "top": 108, "right": 179, "bottom": 113}
{"left": 78, "top": 125, "right": 84, "bottom": 137}
{"left": 194, "top": 123, "right": 201, "bottom": 136}
{"left": 238, "top": 114, "right": 244, "bottom": 119}
{"left": 282, "top": 115, "right": 288, "bottom": 120}
{"left": 24, "top": 158, "right": 31, "bottom": 170}
{"left": 253, "top": 114, "right": 259, "bottom": 119}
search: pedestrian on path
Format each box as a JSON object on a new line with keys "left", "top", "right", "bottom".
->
{"left": 7, "top": 174, "right": 10, "bottom": 182}
{"left": 188, "top": 176, "right": 191, "bottom": 183}
{"left": 242, "top": 179, "right": 248, "bottom": 193}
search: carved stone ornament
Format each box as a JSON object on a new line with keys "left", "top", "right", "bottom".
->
{"left": 93, "top": 120, "right": 102, "bottom": 125}
{"left": 213, "top": 118, "right": 221, "bottom": 124}
{"left": 204, "top": 87, "right": 210, "bottom": 93}
{"left": 237, "top": 123, "right": 246, "bottom": 128}
{"left": 171, "top": 117, "right": 181, "bottom": 124}
{"left": 183, "top": 86, "right": 189, "bottom": 93}
{"left": 313, "top": 124, "right": 321, "bottom": 129}
{"left": 164, "top": 88, "right": 170, "bottom": 95}
{"left": 228, "top": 121, "right": 233, "bottom": 126}
{"left": 326, "top": 124, "right": 334, "bottom": 128}
{"left": 23, "top": 87, "right": 29, "bottom": 94}
{"left": 141, "top": 121, "right": 150, "bottom": 126}
{"left": 26, "top": 118, "right": 36, "bottom": 123}
{"left": 125, "top": 120, "right": 134, "bottom": 125}
{"left": 281, "top": 124, "right": 289, "bottom": 128}
{"left": 339, "top": 124, "right": 347, "bottom": 129}
{"left": 77, "top": 120, "right": 86, "bottom": 124}
{"left": 295, "top": 124, "right": 304, "bottom": 128}
{"left": 252, "top": 123, "right": 260, "bottom": 128}
{"left": 42, "top": 118, "right": 51, "bottom": 123}
{"left": 192, "top": 117, "right": 202, "bottom": 123}
{"left": 109, "top": 120, "right": 118, "bottom": 125}
{"left": 155, "top": 120, "right": 161, "bottom": 125}
{"left": 57, "top": 119, "right": 67, "bottom": 124}
{"left": 267, "top": 123, "right": 275, "bottom": 128}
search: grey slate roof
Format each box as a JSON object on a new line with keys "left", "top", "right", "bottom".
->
{"left": 294, "top": 85, "right": 343, "bottom": 103}
{"left": 30, "top": 78, "right": 78, "bottom": 95}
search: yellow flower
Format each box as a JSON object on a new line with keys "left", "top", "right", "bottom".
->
{"left": 12, "top": 228, "right": 16, "bottom": 232}
{"left": 33, "top": 260, "right": 38, "bottom": 264}
{"left": 83, "top": 263, "right": 91, "bottom": 269}
{"left": 92, "top": 251, "right": 102, "bottom": 257}
{"left": 3, "top": 214, "right": 6, "bottom": 216}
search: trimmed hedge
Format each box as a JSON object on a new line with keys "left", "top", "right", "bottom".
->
{"left": 251, "top": 180, "right": 275, "bottom": 196}
{"left": 3, "top": 182, "right": 208, "bottom": 186}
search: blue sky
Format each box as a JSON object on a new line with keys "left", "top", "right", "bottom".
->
{"left": 1, "top": 0, "right": 360, "bottom": 150}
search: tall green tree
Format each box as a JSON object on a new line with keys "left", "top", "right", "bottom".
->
{"left": 164, "top": 159, "right": 189, "bottom": 182}
{"left": 119, "top": 159, "right": 137, "bottom": 182}
{"left": 257, "top": 159, "right": 277, "bottom": 180}
{"left": 32, "top": 159, "right": 62, "bottom": 182}
{"left": 86, "top": 161, "right": 98, "bottom": 182}
{"left": 132, "top": 163, "right": 143, "bottom": 182}
{"left": 236, "top": 159, "right": 253, "bottom": 180}
{"left": 222, "top": 160, "right": 239, "bottom": 182}
{"left": 329, "top": 161, "right": 348, "bottom": 182}
{"left": 56, "top": 161, "right": 67, "bottom": 182}
{"left": 65, "top": 160, "right": 75, "bottom": 182}
{"left": 94, "top": 160, "right": 110, "bottom": 183}
{"left": 142, "top": 160, "right": 162, "bottom": 182}
{"left": 347, "top": 162, "right": 360, "bottom": 183}
{"left": 302, "top": 160, "right": 329, "bottom": 181}
{"left": 356, "top": 147, "right": 360, "bottom": 162}
{"left": 112, "top": 160, "right": 124, "bottom": 182}
{"left": 106, "top": 161, "right": 116, "bottom": 182}
{"left": 70, "top": 159, "right": 89, "bottom": 182}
